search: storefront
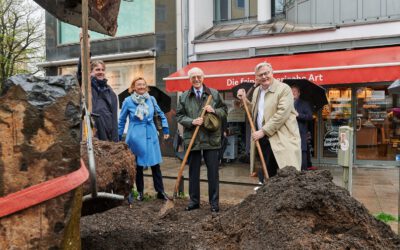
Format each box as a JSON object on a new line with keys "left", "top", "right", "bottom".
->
{"left": 165, "top": 46, "right": 400, "bottom": 167}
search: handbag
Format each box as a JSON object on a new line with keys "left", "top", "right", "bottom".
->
{"left": 151, "top": 98, "right": 163, "bottom": 132}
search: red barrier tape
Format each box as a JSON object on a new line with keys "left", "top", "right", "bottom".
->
{"left": 0, "top": 159, "right": 89, "bottom": 218}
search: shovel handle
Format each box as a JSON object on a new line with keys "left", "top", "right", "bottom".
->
{"left": 173, "top": 95, "right": 213, "bottom": 196}
{"left": 241, "top": 97, "right": 269, "bottom": 181}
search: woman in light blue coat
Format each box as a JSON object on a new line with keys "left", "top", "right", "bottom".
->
{"left": 118, "top": 77, "right": 170, "bottom": 201}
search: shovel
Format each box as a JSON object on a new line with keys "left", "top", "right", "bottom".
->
{"left": 241, "top": 97, "right": 269, "bottom": 182}
{"left": 159, "top": 95, "right": 213, "bottom": 216}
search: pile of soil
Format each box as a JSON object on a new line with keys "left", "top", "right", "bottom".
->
{"left": 81, "top": 167, "right": 399, "bottom": 249}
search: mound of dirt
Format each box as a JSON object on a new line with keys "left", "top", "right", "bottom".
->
{"left": 212, "top": 167, "right": 399, "bottom": 249}
{"left": 81, "top": 167, "right": 399, "bottom": 249}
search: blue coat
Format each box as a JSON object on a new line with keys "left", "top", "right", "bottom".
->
{"left": 118, "top": 95, "right": 169, "bottom": 168}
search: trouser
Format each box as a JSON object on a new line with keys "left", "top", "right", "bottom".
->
{"left": 219, "top": 136, "right": 228, "bottom": 163}
{"left": 301, "top": 150, "right": 308, "bottom": 171}
{"left": 258, "top": 137, "right": 279, "bottom": 183}
{"left": 136, "top": 164, "right": 164, "bottom": 193}
{"left": 188, "top": 149, "right": 219, "bottom": 207}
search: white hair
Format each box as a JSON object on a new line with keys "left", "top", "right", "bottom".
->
{"left": 255, "top": 62, "right": 273, "bottom": 73}
{"left": 187, "top": 67, "right": 204, "bottom": 78}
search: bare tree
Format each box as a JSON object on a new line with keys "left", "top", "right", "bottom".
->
{"left": 0, "top": 0, "right": 44, "bottom": 91}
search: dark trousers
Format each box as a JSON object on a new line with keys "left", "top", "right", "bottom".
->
{"left": 136, "top": 164, "right": 164, "bottom": 193}
{"left": 188, "top": 149, "right": 219, "bottom": 207}
{"left": 258, "top": 137, "right": 279, "bottom": 182}
{"left": 301, "top": 151, "right": 308, "bottom": 171}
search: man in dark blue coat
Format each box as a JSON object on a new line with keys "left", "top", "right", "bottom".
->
{"left": 77, "top": 58, "right": 119, "bottom": 142}
{"left": 291, "top": 85, "right": 313, "bottom": 171}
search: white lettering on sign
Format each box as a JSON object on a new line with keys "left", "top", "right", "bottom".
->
{"left": 226, "top": 78, "right": 256, "bottom": 87}
{"left": 226, "top": 78, "right": 239, "bottom": 87}
{"left": 308, "top": 73, "right": 324, "bottom": 82}
{"left": 277, "top": 73, "right": 325, "bottom": 83}
{"left": 239, "top": 78, "right": 255, "bottom": 83}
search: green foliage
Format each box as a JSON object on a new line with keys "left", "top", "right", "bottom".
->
{"left": 130, "top": 188, "right": 155, "bottom": 201}
{"left": 374, "top": 212, "right": 398, "bottom": 223}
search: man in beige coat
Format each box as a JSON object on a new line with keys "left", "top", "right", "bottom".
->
{"left": 237, "top": 62, "right": 301, "bottom": 181}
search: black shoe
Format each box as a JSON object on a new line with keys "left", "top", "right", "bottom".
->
{"left": 157, "top": 191, "right": 169, "bottom": 201}
{"left": 185, "top": 204, "right": 200, "bottom": 211}
{"left": 137, "top": 192, "right": 144, "bottom": 201}
{"left": 210, "top": 206, "right": 219, "bottom": 213}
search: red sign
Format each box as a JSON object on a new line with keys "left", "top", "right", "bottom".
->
{"left": 165, "top": 46, "right": 400, "bottom": 92}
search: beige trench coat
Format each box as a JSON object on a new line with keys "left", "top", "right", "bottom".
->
{"left": 249, "top": 78, "right": 301, "bottom": 171}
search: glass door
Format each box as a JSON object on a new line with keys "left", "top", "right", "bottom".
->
{"left": 321, "top": 87, "right": 352, "bottom": 160}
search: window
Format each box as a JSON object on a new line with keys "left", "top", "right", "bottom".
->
{"left": 214, "top": 0, "right": 257, "bottom": 22}
{"left": 236, "top": 0, "right": 245, "bottom": 8}
{"left": 58, "top": 0, "right": 155, "bottom": 44}
{"left": 156, "top": 4, "right": 167, "bottom": 22}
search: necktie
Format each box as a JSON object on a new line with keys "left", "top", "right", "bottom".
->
{"left": 196, "top": 90, "right": 201, "bottom": 101}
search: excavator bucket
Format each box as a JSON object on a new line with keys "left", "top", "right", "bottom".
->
{"left": 33, "top": 0, "right": 121, "bottom": 36}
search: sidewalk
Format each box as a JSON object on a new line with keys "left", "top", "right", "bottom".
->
{"left": 142, "top": 157, "right": 399, "bottom": 233}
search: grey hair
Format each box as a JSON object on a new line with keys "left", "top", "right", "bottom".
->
{"left": 187, "top": 67, "right": 204, "bottom": 78}
{"left": 255, "top": 62, "right": 273, "bottom": 73}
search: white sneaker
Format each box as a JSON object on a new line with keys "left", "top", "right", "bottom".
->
{"left": 253, "top": 182, "right": 263, "bottom": 191}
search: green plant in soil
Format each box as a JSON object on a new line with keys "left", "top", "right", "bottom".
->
{"left": 374, "top": 212, "right": 398, "bottom": 223}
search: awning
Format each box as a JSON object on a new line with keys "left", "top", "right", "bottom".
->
{"left": 165, "top": 46, "right": 400, "bottom": 92}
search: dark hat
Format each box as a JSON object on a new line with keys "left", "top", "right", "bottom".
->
{"left": 203, "top": 112, "right": 220, "bottom": 132}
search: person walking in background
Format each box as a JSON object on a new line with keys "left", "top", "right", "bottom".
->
{"left": 291, "top": 85, "right": 313, "bottom": 171}
{"left": 77, "top": 32, "right": 118, "bottom": 142}
{"left": 118, "top": 77, "right": 170, "bottom": 201}
{"left": 237, "top": 62, "right": 301, "bottom": 181}
{"left": 176, "top": 67, "right": 227, "bottom": 213}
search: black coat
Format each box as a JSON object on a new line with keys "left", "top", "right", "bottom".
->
{"left": 77, "top": 56, "right": 118, "bottom": 142}
{"left": 91, "top": 78, "right": 119, "bottom": 142}
{"left": 294, "top": 98, "right": 312, "bottom": 151}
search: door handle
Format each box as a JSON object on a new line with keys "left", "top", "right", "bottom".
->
{"left": 356, "top": 118, "right": 362, "bottom": 131}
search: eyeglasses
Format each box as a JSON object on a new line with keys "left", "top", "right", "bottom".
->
{"left": 257, "top": 71, "right": 271, "bottom": 77}
{"left": 190, "top": 75, "right": 203, "bottom": 80}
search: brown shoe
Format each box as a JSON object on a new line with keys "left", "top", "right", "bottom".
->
{"left": 250, "top": 172, "right": 258, "bottom": 177}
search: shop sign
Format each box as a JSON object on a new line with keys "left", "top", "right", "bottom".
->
{"left": 324, "top": 130, "right": 339, "bottom": 153}
{"left": 371, "top": 90, "right": 385, "bottom": 100}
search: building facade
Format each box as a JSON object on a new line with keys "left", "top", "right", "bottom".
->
{"left": 166, "top": 0, "right": 400, "bottom": 167}
{"left": 41, "top": 0, "right": 177, "bottom": 156}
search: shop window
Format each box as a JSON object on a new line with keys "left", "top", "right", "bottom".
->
{"left": 59, "top": 58, "right": 156, "bottom": 96}
{"left": 355, "top": 86, "right": 399, "bottom": 161}
{"left": 58, "top": 0, "right": 155, "bottom": 44}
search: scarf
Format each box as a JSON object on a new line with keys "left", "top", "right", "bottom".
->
{"left": 91, "top": 77, "right": 108, "bottom": 92}
{"left": 131, "top": 92, "right": 150, "bottom": 120}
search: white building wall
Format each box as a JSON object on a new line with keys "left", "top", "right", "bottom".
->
{"left": 188, "top": 0, "right": 214, "bottom": 61}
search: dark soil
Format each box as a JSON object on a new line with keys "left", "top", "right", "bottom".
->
{"left": 81, "top": 167, "right": 400, "bottom": 250}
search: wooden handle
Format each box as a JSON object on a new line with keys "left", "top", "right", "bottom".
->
{"left": 173, "top": 95, "right": 213, "bottom": 196}
{"left": 242, "top": 97, "right": 269, "bottom": 181}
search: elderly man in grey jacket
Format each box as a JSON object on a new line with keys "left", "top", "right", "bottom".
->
{"left": 176, "top": 67, "right": 227, "bottom": 213}
{"left": 237, "top": 62, "right": 301, "bottom": 181}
